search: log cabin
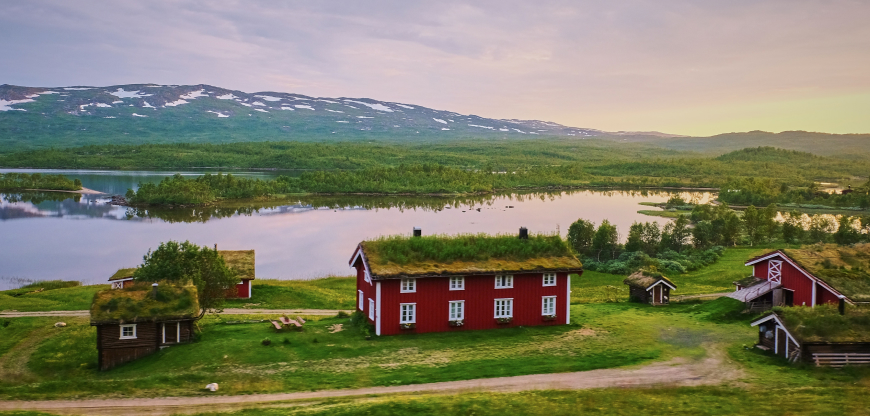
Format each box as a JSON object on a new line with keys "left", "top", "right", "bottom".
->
{"left": 623, "top": 271, "right": 676, "bottom": 305}
{"left": 90, "top": 283, "right": 199, "bottom": 370}
{"left": 751, "top": 303, "right": 870, "bottom": 366}
{"left": 108, "top": 249, "right": 256, "bottom": 298}
{"left": 728, "top": 244, "right": 870, "bottom": 312}
{"left": 350, "top": 229, "right": 583, "bottom": 336}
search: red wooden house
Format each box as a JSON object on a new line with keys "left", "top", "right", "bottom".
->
{"left": 729, "top": 245, "right": 870, "bottom": 310}
{"left": 350, "top": 230, "right": 583, "bottom": 336}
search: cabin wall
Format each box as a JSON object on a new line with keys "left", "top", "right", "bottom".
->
{"left": 628, "top": 286, "right": 650, "bottom": 303}
{"left": 235, "top": 279, "right": 252, "bottom": 299}
{"left": 816, "top": 283, "right": 840, "bottom": 305}
{"left": 378, "top": 272, "right": 570, "bottom": 336}
{"left": 97, "top": 321, "right": 194, "bottom": 370}
{"left": 755, "top": 257, "right": 816, "bottom": 307}
{"left": 354, "top": 260, "right": 376, "bottom": 324}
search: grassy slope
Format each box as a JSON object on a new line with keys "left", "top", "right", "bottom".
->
{"left": 0, "top": 301, "right": 754, "bottom": 400}
{"left": 222, "top": 277, "right": 356, "bottom": 310}
{"left": 0, "top": 285, "right": 107, "bottom": 312}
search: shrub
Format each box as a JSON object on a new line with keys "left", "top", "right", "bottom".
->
{"left": 261, "top": 338, "right": 271, "bottom": 346}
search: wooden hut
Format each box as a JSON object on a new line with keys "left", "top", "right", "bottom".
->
{"left": 751, "top": 304, "right": 870, "bottom": 366}
{"left": 90, "top": 283, "right": 199, "bottom": 371}
{"left": 623, "top": 271, "right": 676, "bottom": 305}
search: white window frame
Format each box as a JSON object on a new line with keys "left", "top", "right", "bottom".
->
{"left": 494, "top": 298, "right": 513, "bottom": 318}
{"left": 449, "top": 276, "right": 465, "bottom": 291}
{"left": 449, "top": 300, "right": 465, "bottom": 320}
{"left": 768, "top": 260, "right": 782, "bottom": 284}
{"left": 400, "top": 303, "right": 416, "bottom": 324}
{"left": 401, "top": 278, "right": 416, "bottom": 293}
{"left": 495, "top": 274, "right": 513, "bottom": 289}
{"left": 543, "top": 273, "right": 557, "bottom": 286}
{"left": 119, "top": 324, "right": 137, "bottom": 339}
{"left": 368, "top": 298, "right": 375, "bottom": 320}
{"left": 542, "top": 296, "right": 556, "bottom": 315}
{"left": 358, "top": 290, "right": 365, "bottom": 310}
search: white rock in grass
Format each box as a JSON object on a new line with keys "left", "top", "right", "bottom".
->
{"left": 54, "top": 322, "right": 67, "bottom": 327}
{"left": 205, "top": 383, "right": 219, "bottom": 392}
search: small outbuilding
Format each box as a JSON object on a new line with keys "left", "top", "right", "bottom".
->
{"left": 90, "top": 283, "right": 200, "bottom": 371}
{"left": 751, "top": 304, "right": 870, "bottom": 366}
{"left": 108, "top": 249, "right": 256, "bottom": 299}
{"left": 624, "top": 270, "right": 676, "bottom": 305}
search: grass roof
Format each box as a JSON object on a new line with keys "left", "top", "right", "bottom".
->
{"left": 90, "top": 282, "right": 199, "bottom": 324}
{"left": 109, "top": 268, "right": 137, "bottom": 281}
{"left": 774, "top": 304, "right": 870, "bottom": 343}
{"left": 623, "top": 270, "right": 676, "bottom": 289}
{"left": 782, "top": 244, "right": 870, "bottom": 302}
{"left": 219, "top": 250, "right": 255, "bottom": 280}
{"left": 361, "top": 233, "right": 582, "bottom": 278}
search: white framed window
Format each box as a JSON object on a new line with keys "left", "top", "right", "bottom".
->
{"left": 401, "top": 278, "right": 416, "bottom": 293}
{"left": 542, "top": 296, "right": 556, "bottom": 315}
{"left": 358, "top": 290, "right": 365, "bottom": 310}
{"left": 494, "top": 298, "right": 513, "bottom": 318}
{"left": 450, "top": 276, "right": 465, "bottom": 290}
{"left": 495, "top": 275, "right": 513, "bottom": 289}
{"left": 119, "top": 324, "right": 137, "bottom": 339}
{"left": 368, "top": 298, "right": 375, "bottom": 320}
{"left": 449, "top": 300, "right": 465, "bottom": 320}
{"left": 543, "top": 273, "right": 557, "bottom": 286}
{"left": 768, "top": 260, "right": 782, "bottom": 284}
{"left": 400, "top": 303, "right": 416, "bottom": 324}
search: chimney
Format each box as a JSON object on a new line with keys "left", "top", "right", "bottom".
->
{"left": 152, "top": 283, "right": 159, "bottom": 299}
{"left": 838, "top": 297, "right": 845, "bottom": 315}
{"left": 413, "top": 227, "right": 422, "bottom": 237}
{"left": 519, "top": 227, "right": 529, "bottom": 240}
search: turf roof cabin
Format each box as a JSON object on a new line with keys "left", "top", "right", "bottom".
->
{"left": 90, "top": 283, "right": 199, "bottom": 371}
{"left": 623, "top": 271, "right": 676, "bottom": 305}
{"left": 350, "top": 229, "right": 582, "bottom": 336}
{"left": 108, "top": 249, "right": 256, "bottom": 298}
{"left": 729, "top": 244, "right": 870, "bottom": 312}
{"left": 751, "top": 305, "right": 870, "bottom": 366}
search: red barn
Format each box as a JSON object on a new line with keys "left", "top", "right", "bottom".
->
{"left": 730, "top": 245, "right": 870, "bottom": 310}
{"left": 350, "top": 230, "right": 583, "bottom": 336}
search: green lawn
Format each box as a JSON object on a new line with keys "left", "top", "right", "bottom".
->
{"left": 221, "top": 277, "right": 356, "bottom": 310}
{"left": 0, "top": 300, "right": 756, "bottom": 400}
{"left": 0, "top": 285, "right": 107, "bottom": 312}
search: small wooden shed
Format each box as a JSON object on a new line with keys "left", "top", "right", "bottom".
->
{"left": 90, "top": 283, "right": 199, "bottom": 371}
{"left": 751, "top": 304, "right": 870, "bottom": 366}
{"left": 624, "top": 271, "right": 676, "bottom": 305}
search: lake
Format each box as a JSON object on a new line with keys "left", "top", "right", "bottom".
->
{"left": 0, "top": 169, "right": 713, "bottom": 289}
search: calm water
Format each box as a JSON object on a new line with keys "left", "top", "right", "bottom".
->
{"left": 0, "top": 169, "right": 713, "bottom": 289}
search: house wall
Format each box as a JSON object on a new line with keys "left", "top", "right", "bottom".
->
{"left": 235, "top": 279, "right": 252, "bottom": 299}
{"left": 753, "top": 257, "right": 832, "bottom": 307}
{"left": 97, "top": 320, "right": 194, "bottom": 370}
{"left": 628, "top": 286, "right": 650, "bottom": 303}
{"left": 353, "top": 256, "right": 376, "bottom": 324}
{"left": 375, "top": 272, "right": 570, "bottom": 336}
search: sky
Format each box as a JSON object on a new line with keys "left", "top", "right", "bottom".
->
{"left": 2, "top": 1, "right": 869, "bottom": 136}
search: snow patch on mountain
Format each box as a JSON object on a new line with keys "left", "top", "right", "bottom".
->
{"left": 394, "top": 104, "right": 414, "bottom": 109}
{"left": 254, "top": 95, "right": 282, "bottom": 102}
{"left": 164, "top": 99, "right": 189, "bottom": 107}
{"left": 180, "top": 90, "right": 207, "bottom": 100}
{"left": 207, "top": 111, "right": 230, "bottom": 118}
{"left": 217, "top": 94, "right": 238, "bottom": 100}
{"left": 295, "top": 105, "right": 314, "bottom": 110}
{"left": 433, "top": 118, "right": 447, "bottom": 124}
{"left": 344, "top": 100, "right": 393, "bottom": 112}
{"left": 132, "top": 113, "right": 148, "bottom": 117}
{"left": 0, "top": 99, "right": 35, "bottom": 111}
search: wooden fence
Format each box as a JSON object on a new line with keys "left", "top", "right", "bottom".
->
{"left": 812, "top": 353, "right": 870, "bottom": 368}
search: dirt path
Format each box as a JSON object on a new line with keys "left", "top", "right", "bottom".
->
{"left": 0, "top": 344, "right": 742, "bottom": 415}
{"left": 0, "top": 309, "right": 352, "bottom": 318}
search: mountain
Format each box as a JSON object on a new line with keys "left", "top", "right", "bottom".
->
{"left": 0, "top": 83, "right": 635, "bottom": 151}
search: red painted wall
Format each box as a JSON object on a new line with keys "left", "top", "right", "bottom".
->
{"left": 754, "top": 255, "right": 839, "bottom": 307}
{"left": 375, "top": 273, "right": 570, "bottom": 336}
{"left": 235, "top": 279, "right": 251, "bottom": 299}
{"left": 352, "top": 251, "right": 377, "bottom": 322}
{"left": 817, "top": 283, "right": 840, "bottom": 305}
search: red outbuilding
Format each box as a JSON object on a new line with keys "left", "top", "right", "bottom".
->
{"left": 350, "top": 229, "right": 583, "bottom": 336}
{"left": 728, "top": 245, "right": 869, "bottom": 310}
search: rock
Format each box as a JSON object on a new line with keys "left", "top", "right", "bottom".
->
{"left": 54, "top": 322, "right": 67, "bottom": 327}
{"left": 205, "top": 383, "right": 219, "bottom": 392}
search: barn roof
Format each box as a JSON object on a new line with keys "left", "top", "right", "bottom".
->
{"left": 781, "top": 245, "right": 870, "bottom": 302}
{"left": 90, "top": 283, "right": 200, "bottom": 324}
{"left": 623, "top": 270, "right": 676, "bottom": 290}
{"left": 355, "top": 233, "right": 582, "bottom": 279}
{"left": 109, "top": 250, "right": 255, "bottom": 282}
{"left": 757, "top": 305, "right": 870, "bottom": 344}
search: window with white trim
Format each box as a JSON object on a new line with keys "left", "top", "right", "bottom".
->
{"left": 494, "top": 298, "right": 513, "bottom": 318}
{"left": 449, "top": 301, "right": 465, "bottom": 320}
{"left": 543, "top": 273, "right": 557, "bottom": 286}
{"left": 449, "top": 276, "right": 465, "bottom": 290}
{"left": 495, "top": 275, "right": 513, "bottom": 289}
{"left": 368, "top": 298, "right": 375, "bottom": 320}
{"left": 358, "top": 290, "right": 365, "bottom": 310}
{"left": 768, "top": 260, "right": 782, "bottom": 284}
{"left": 400, "top": 303, "right": 416, "bottom": 323}
{"left": 120, "top": 324, "right": 137, "bottom": 339}
{"left": 542, "top": 296, "right": 556, "bottom": 315}
{"left": 401, "top": 278, "right": 416, "bottom": 293}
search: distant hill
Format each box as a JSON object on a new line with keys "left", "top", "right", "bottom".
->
{"left": 613, "top": 131, "right": 870, "bottom": 157}
{"left": 715, "top": 146, "right": 822, "bottom": 163}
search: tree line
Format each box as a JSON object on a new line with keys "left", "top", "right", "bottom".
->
{"left": 0, "top": 173, "right": 82, "bottom": 192}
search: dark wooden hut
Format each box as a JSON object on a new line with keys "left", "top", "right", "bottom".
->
{"left": 90, "top": 283, "right": 199, "bottom": 371}
{"left": 623, "top": 271, "right": 676, "bottom": 305}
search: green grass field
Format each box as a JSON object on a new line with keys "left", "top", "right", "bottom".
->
{"left": 0, "top": 284, "right": 107, "bottom": 312}
{"left": 222, "top": 277, "right": 356, "bottom": 310}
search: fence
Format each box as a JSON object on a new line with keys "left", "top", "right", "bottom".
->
{"left": 812, "top": 353, "right": 870, "bottom": 368}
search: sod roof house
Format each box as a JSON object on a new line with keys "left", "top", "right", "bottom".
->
{"left": 751, "top": 305, "right": 870, "bottom": 366}
{"left": 729, "top": 244, "right": 870, "bottom": 311}
{"left": 90, "top": 283, "right": 199, "bottom": 370}
{"left": 109, "top": 249, "right": 256, "bottom": 298}
{"left": 350, "top": 230, "right": 583, "bottom": 336}
{"left": 623, "top": 271, "right": 676, "bottom": 305}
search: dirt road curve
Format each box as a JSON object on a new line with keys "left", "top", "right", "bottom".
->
{"left": 0, "top": 309, "right": 352, "bottom": 318}
{"left": 0, "top": 346, "right": 741, "bottom": 416}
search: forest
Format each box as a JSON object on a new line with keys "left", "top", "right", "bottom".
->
{"left": 0, "top": 172, "right": 82, "bottom": 192}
